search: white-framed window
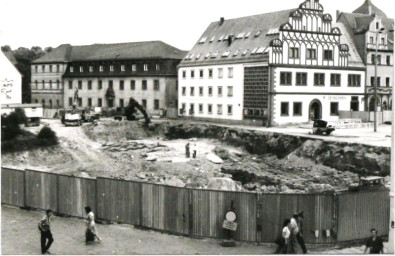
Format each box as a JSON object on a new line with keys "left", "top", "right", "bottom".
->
{"left": 70, "top": 66, "right": 74, "bottom": 72}
{"left": 156, "top": 64, "right": 160, "bottom": 70}
{"left": 99, "top": 65, "right": 104, "bottom": 72}
{"left": 227, "top": 86, "right": 233, "bottom": 97}
{"left": 227, "top": 105, "right": 233, "bottom": 115}
{"left": 228, "top": 67, "right": 233, "bottom": 78}
{"left": 132, "top": 64, "right": 137, "bottom": 71}
{"left": 199, "top": 104, "right": 204, "bottom": 113}
{"left": 217, "top": 104, "right": 223, "bottom": 115}
{"left": 218, "top": 86, "right": 223, "bottom": 97}
{"left": 208, "top": 86, "right": 213, "bottom": 96}
{"left": 199, "top": 87, "right": 204, "bottom": 96}
{"left": 144, "top": 64, "right": 148, "bottom": 71}
{"left": 79, "top": 66, "right": 83, "bottom": 72}
{"left": 208, "top": 104, "right": 213, "bottom": 114}
{"left": 218, "top": 68, "right": 223, "bottom": 78}
{"left": 89, "top": 66, "right": 93, "bottom": 72}
{"left": 121, "top": 65, "right": 125, "bottom": 72}
{"left": 208, "top": 69, "right": 213, "bottom": 78}
{"left": 110, "top": 65, "right": 114, "bottom": 72}
{"left": 182, "top": 70, "right": 186, "bottom": 78}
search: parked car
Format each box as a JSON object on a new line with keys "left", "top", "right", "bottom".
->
{"left": 312, "top": 120, "right": 335, "bottom": 136}
{"left": 348, "top": 176, "right": 387, "bottom": 192}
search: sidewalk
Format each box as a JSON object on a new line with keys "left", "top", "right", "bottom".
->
{"left": 1, "top": 205, "right": 388, "bottom": 255}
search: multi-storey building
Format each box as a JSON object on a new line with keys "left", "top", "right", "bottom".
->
{"left": 31, "top": 41, "right": 186, "bottom": 116}
{"left": 337, "top": 0, "right": 393, "bottom": 111}
{"left": 178, "top": 0, "right": 366, "bottom": 126}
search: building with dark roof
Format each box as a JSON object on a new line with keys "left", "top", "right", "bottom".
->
{"left": 31, "top": 41, "right": 187, "bottom": 116}
{"left": 178, "top": 0, "right": 366, "bottom": 126}
{"left": 337, "top": 0, "right": 393, "bottom": 111}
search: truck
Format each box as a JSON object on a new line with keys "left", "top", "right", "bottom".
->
{"left": 1, "top": 103, "right": 43, "bottom": 127}
{"left": 348, "top": 176, "right": 387, "bottom": 192}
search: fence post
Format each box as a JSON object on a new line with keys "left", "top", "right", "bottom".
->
{"left": 139, "top": 182, "right": 142, "bottom": 227}
{"left": 23, "top": 169, "right": 27, "bottom": 209}
{"left": 188, "top": 189, "right": 193, "bottom": 236}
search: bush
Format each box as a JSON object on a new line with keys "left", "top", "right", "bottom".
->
{"left": 1, "top": 108, "right": 27, "bottom": 141}
{"left": 37, "top": 126, "right": 58, "bottom": 146}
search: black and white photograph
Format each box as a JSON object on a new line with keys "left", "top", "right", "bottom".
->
{"left": 0, "top": 0, "right": 394, "bottom": 254}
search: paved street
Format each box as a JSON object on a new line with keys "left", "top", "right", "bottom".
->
{"left": 1, "top": 205, "right": 390, "bottom": 255}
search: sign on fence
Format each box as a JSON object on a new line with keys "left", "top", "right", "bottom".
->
{"left": 223, "top": 220, "right": 237, "bottom": 231}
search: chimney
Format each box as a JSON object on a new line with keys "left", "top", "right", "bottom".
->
{"left": 227, "top": 35, "right": 234, "bottom": 46}
{"left": 220, "top": 17, "right": 225, "bottom": 25}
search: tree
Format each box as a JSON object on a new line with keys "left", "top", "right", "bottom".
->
{"left": 1, "top": 108, "right": 27, "bottom": 141}
{"left": 44, "top": 47, "right": 53, "bottom": 53}
{"left": 1, "top": 45, "right": 11, "bottom": 52}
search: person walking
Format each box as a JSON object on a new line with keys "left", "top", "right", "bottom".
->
{"left": 192, "top": 143, "right": 197, "bottom": 159}
{"left": 275, "top": 219, "right": 291, "bottom": 254}
{"left": 84, "top": 206, "right": 102, "bottom": 244}
{"left": 38, "top": 209, "right": 54, "bottom": 254}
{"left": 364, "top": 229, "right": 384, "bottom": 254}
{"left": 289, "top": 213, "right": 299, "bottom": 254}
{"left": 185, "top": 143, "right": 190, "bottom": 158}
{"left": 296, "top": 211, "right": 307, "bottom": 254}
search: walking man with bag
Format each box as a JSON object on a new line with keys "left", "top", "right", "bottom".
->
{"left": 38, "top": 209, "right": 54, "bottom": 254}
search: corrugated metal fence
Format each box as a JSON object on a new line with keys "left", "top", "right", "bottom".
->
{"left": 1, "top": 167, "right": 390, "bottom": 244}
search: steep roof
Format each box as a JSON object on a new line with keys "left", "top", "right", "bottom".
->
{"left": 2, "top": 50, "right": 18, "bottom": 66}
{"left": 33, "top": 41, "right": 186, "bottom": 64}
{"left": 180, "top": 9, "right": 296, "bottom": 66}
{"left": 335, "top": 22, "right": 365, "bottom": 67}
{"left": 352, "top": 0, "right": 387, "bottom": 18}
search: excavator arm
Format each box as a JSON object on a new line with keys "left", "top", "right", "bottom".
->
{"left": 125, "top": 98, "right": 150, "bottom": 125}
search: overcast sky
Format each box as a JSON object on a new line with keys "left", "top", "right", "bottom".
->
{"left": 0, "top": 0, "right": 394, "bottom": 51}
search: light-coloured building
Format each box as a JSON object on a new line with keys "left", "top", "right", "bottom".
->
{"left": 31, "top": 41, "right": 186, "bottom": 116}
{"left": 337, "top": 0, "right": 393, "bottom": 111}
{"left": 1, "top": 50, "right": 22, "bottom": 105}
{"left": 178, "top": 0, "right": 366, "bottom": 126}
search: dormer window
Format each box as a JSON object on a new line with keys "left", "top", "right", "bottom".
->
{"left": 99, "top": 65, "right": 104, "bottom": 72}
{"left": 242, "top": 49, "right": 249, "bottom": 56}
{"left": 70, "top": 66, "right": 74, "bottom": 72}
{"left": 210, "top": 36, "right": 215, "bottom": 42}
{"left": 144, "top": 64, "right": 148, "bottom": 71}
{"left": 121, "top": 65, "right": 125, "bottom": 72}
{"left": 255, "top": 30, "right": 261, "bottom": 37}
{"left": 245, "top": 32, "right": 251, "bottom": 38}
{"left": 110, "top": 65, "right": 114, "bottom": 72}
{"left": 156, "top": 64, "right": 160, "bottom": 70}
{"left": 199, "top": 37, "right": 207, "bottom": 43}
{"left": 132, "top": 64, "right": 137, "bottom": 71}
{"left": 89, "top": 66, "right": 93, "bottom": 72}
{"left": 80, "top": 66, "right": 83, "bottom": 72}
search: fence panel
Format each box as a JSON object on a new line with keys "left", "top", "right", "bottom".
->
{"left": 24, "top": 169, "right": 58, "bottom": 211}
{"left": 1, "top": 167, "right": 25, "bottom": 207}
{"left": 141, "top": 183, "right": 189, "bottom": 235}
{"left": 190, "top": 189, "right": 257, "bottom": 242}
{"left": 257, "top": 194, "right": 335, "bottom": 244}
{"left": 96, "top": 177, "right": 141, "bottom": 225}
{"left": 337, "top": 191, "right": 390, "bottom": 242}
{"left": 57, "top": 175, "right": 96, "bottom": 218}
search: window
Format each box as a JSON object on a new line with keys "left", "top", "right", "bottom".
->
{"left": 42, "top": 65, "right": 45, "bottom": 72}
{"left": 88, "top": 80, "right": 92, "bottom": 90}
{"left": 217, "top": 104, "right": 223, "bottom": 115}
{"left": 88, "top": 98, "right": 92, "bottom": 107}
{"left": 109, "top": 80, "right": 113, "bottom": 89}
{"left": 218, "top": 68, "right": 223, "bottom": 78}
{"left": 293, "top": 102, "right": 302, "bottom": 116}
{"left": 280, "top": 72, "right": 292, "bottom": 85}
{"left": 371, "top": 54, "right": 376, "bottom": 64}
{"left": 191, "top": 70, "right": 195, "bottom": 78}
{"left": 330, "top": 74, "right": 341, "bottom": 87}
{"left": 281, "top": 102, "right": 289, "bottom": 116}
{"left": 330, "top": 102, "right": 339, "bottom": 116}
{"left": 156, "top": 64, "right": 160, "bottom": 71}
{"left": 98, "top": 98, "right": 102, "bottom": 107}
{"left": 289, "top": 47, "right": 299, "bottom": 58}
{"left": 208, "top": 69, "right": 213, "bottom": 78}
{"left": 142, "top": 99, "right": 147, "bottom": 109}
{"left": 386, "top": 77, "right": 390, "bottom": 87}
{"left": 377, "top": 55, "right": 382, "bottom": 65}
{"left": 376, "top": 22, "right": 379, "bottom": 29}
{"left": 370, "top": 37, "right": 374, "bottom": 44}
{"left": 110, "top": 65, "right": 114, "bottom": 72}
{"left": 208, "top": 86, "right": 213, "bottom": 96}
{"left": 387, "top": 56, "right": 391, "bottom": 65}
{"left": 49, "top": 65, "right": 53, "bottom": 72}
{"left": 119, "top": 65, "right": 124, "bottom": 72}
{"left": 296, "top": 73, "right": 307, "bottom": 86}
{"left": 190, "top": 87, "right": 195, "bottom": 96}
{"left": 227, "top": 86, "right": 233, "bottom": 97}
{"left": 78, "top": 98, "right": 82, "bottom": 107}
{"left": 151, "top": 99, "right": 158, "bottom": 110}
{"left": 371, "top": 76, "right": 375, "bottom": 86}
{"left": 199, "top": 87, "right": 203, "bottom": 96}
{"left": 190, "top": 104, "right": 194, "bottom": 114}
{"left": 199, "top": 104, "right": 203, "bottom": 113}
{"left": 377, "top": 77, "right": 381, "bottom": 87}
{"left": 182, "top": 71, "right": 186, "bottom": 78}
{"left": 306, "top": 49, "right": 317, "bottom": 59}
{"left": 208, "top": 104, "right": 213, "bottom": 114}
{"left": 154, "top": 80, "right": 160, "bottom": 91}
{"left": 100, "top": 65, "right": 104, "bottom": 72}
{"left": 381, "top": 38, "right": 385, "bottom": 45}
{"left": 199, "top": 69, "right": 204, "bottom": 78}
{"left": 49, "top": 80, "right": 53, "bottom": 89}
{"left": 217, "top": 86, "right": 223, "bottom": 97}
{"left": 68, "top": 81, "right": 73, "bottom": 89}
{"left": 35, "top": 66, "right": 38, "bottom": 73}
{"left": 142, "top": 80, "right": 147, "bottom": 90}
{"left": 144, "top": 64, "right": 148, "bottom": 71}
{"left": 348, "top": 74, "right": 361, "bottom": 87}
{"left": 70, "top": 66, "right": 73, "bottom": 72}
{"left": 89, "top": 66, "right": 93, "bottom": 72}
{"left": 34, "top": 80, "right": 38, "bottom": 89}
{"left": 56, "top": 99, "right": 60, "bottom": 108}
{"left": 80, "top": 66, "right": 83, "bottom": 72}
{"left": 314, "top": 73, "right": 325, "bottom": 86}
{"left": 98, "top": 80, "right": 103, "bottom": 90}
{"left": 131, "top": 80, "right": 136, "bottom": 90}
{"left": 351, "top": 97, "right": 359, "bottom": 111}
{"left": 78, "top": 80, "right": 82, "bottom": 89}
{"left": 228, "top": 67, "right": 233, "bottom": 78}
{"left": 227, "top": 105, "right": 233, "bottom": 115}
{"left": 68, "top": 98, "right": 73, "bottom": 106}
{"left": 120, "top": 80, "right": 124, "bottom": 90}
{"left": 182, "top": 87, "right": 186, "bottom": 95}
{"left": 324, "top": 50, "right": 333, "bottom": 60}
{"left": 132, "top": 64, "right": 137, "bottom": 72}
{"left": 120, "top": 99, "right": 124, "bottom": 107}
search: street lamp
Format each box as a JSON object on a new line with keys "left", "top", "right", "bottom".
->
{"left": 374, "top": 27, "right": 385, "bottom": 132}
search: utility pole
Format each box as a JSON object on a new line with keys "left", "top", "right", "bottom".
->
{"left": 374, "top": 27, "right": 385, "bottom": 132}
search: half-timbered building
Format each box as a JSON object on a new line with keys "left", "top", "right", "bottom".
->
{"left": 178, "top": 0, "right": 366, "bottom": 126}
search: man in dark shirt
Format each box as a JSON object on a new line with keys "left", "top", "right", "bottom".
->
{"left": 364, "top": 229, "right": 384, "bottom": 254}
{"left": 38, "top": 209, "right": 54, "bottom": 254}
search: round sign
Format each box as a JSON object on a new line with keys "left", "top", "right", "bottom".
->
{"left": 225, "top": 210, "right": 237, "bottom": 222}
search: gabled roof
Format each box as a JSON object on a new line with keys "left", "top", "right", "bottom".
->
{"left": 335, "top": 22, "right": 365, "bottom": 67}
{"left": 180, "top": 9, "right": 296, "bottom": 66}
{"left": 33, "top": 41, "right": 187, "bottom": 64}
{"left": 352, "top": 0, "right": 387, "bottom": 18}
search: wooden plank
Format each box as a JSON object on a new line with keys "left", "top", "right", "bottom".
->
{"left": 1, "top": 168, "right": 25, "bottom": 207}
{"left": 25, "top": 170, "right": 57, "bottom": 211}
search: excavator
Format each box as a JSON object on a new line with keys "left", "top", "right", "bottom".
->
{"left": 123, "top": 97, "right": 151, "bottom": 125}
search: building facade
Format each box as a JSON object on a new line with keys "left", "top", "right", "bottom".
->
{"left": 337, "top": 0, "right": 394, "bottom": 111}
{"left": 1, "top": 50, "right": 22, "bottom": 105}
{"left": 178, "top": 0, "right": 366, "bottom": 126}
{"left": 31, "top": 41, "right": 186, "bottom": 116}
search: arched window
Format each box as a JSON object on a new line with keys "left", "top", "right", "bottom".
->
{"left": 56, "top": 99, "right": 60, "bottom": 108}
{"left": 41, "top": 99, "right": 46, "bottom": 108}
{"left": 49, "top": 99, "right": 53, "bottom": 109}
{"left": 56, "top": 80, "right": 60, "bottom": 89}
{"left": 49, "top": 80, "right": 52, "bottom": 89}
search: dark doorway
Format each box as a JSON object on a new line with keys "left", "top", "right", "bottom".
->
{"left": 309, "top": 100, "right": 322, "bottom": 120}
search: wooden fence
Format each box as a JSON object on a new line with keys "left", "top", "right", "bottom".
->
{"left": 1, "top": 167, "right": 390, "bottom": 244}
